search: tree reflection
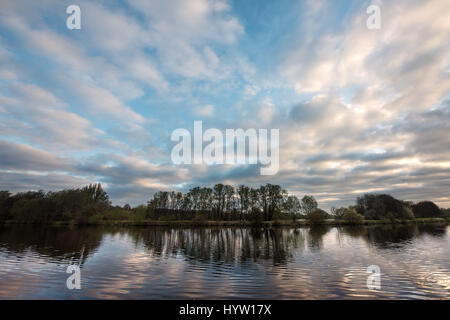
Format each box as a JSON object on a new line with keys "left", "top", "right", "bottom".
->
{"left": 307, "top": 225, "right": 330, "bottom": 251}
{"left": 123, "top": 227, "right": 310, "bottom": 265}
{"left": 0, "top": 223, "right": 447, "bottom": 267}
{"left": 0, "top": 225, "right": 103, "bottom": 265}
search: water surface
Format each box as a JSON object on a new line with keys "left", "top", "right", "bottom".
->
{"left": 0, "top": 224, "right": 449, "bottom": 299}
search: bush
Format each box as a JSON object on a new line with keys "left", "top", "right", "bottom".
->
{"left": 131, "top": 205, "right": 147, "bottom": 222}
{"left": 441, "top": 208, "right": 450, "bottom": 219}
{"left": 273, "top": 210, "right": 289, "bottom": 222}
{"left": 157, "top": 214, "right": 177, "bottom": 221}
{"left": 364, "top": 208, "right": 377, "bottom": 220}
{"left": 412, "top": 201, "right": 442, "bottom": 218}
{"left": 102, "top": 208, "right": 130, "bottom": 221}
{"left": 401, "top": 206, "right": 415, "bottom": 220}
{"left": 386, "top": 212, "right": 397, "bottom": 223}
{"left": 0, "top": 191, "right": 12, "bottom": 221}
{"left": 306, "top": 208, "right": 328, "bottom": 224}
{"left": 342, "top": 208, "right": 364, "bottom": 224}
{"left": 332, "top": 207, "right": 346, "bottom": 220}
{"left": 88, "top": 214, "right": 103, "bottom": 224}
{"left": 10, "top": 199, "right": 45, "bottom": 223}
{"left": 357, "top": 194, "right": 415, "bottom": 220}
{"left": 193, "top": 212, "right": 208, "bottom": 222}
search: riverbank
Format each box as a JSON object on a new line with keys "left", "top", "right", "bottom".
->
{"left": 2, "top": 217, "right": 448, "bottom": 227}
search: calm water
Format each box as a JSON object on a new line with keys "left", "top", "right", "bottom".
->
{"left": 0, "top": 224, "right": 449, "bottom": 299}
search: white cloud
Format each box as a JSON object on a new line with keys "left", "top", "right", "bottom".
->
{"left": 0, "top": 83, "right": 104, "bottom": 151}
{"left": 257, "top": 97, "right": 275, "bottom": 125}
{"left": 282, "top": 0, "right": 450, "bottom": 115}
{"left": 195, "top": 104, "right": 215, "bottom": 117}
{"left": 244, "top": 84, "right": 261, "bottom": 96}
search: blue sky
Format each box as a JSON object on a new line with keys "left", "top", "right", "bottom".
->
{"left": 0, "top": 0, "right": 449, "bottom": 209}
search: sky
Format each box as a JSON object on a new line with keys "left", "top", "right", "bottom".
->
{"left": 0, "top": 0, "right": 449, "bottom": 210}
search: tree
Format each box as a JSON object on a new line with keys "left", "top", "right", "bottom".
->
{"left": 331, "top": 207, "right": 346, "bottom": 220}
{"left": 213, "top": 184, "right": 225, "bottom": 220}
{"left": 266, "top": 184, "right": 286, "bottom": 221}
{"left": 237, "top": 185, "right": 250, "bottom": 220}
{"left": 199, "top": 187, "right": 213, "bottom": 212}
{"left": 248, "top": 207, "right": 264, "bottom": 224}
{"left": 342, "top": 208, "right": 364, "bottom": 224}
{"left": 82, "top": 184, "right": 110, "bottom": 206}
{"left": 301, "top": 195, "right": 318, "bottom": 216}
{"left": 223, "top": 185, "right": 235, "bottom": 220}
{"left": 356, "top": 194, "right": 415, "bottom": 220}
{"left": 249, "top": 188, "right": 260, "bottom": 211}
{"left": 306, "top": 208, "right": 327, "bottom": 224}
{"left": 187, "top": 187, "right": 201, "bottom": 210}
{"left": 412, "top": 201, "right": 442, "bottom": 218}
{"left": 259, "top": 185, "right": 269, "bottom": 220}
{"left": 282, "top": 195, "right": 301, "bottom": 220}
{"left": 0, "top": 191, "right": 12, "bottom": 221}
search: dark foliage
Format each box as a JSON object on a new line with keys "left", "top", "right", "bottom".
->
{"left": 412, "top": 201, "right": 442, "bottom": 218}
{"left": 1, "top": 184, "right": 446, "bottom": 224}
{"left": 0, "top": 184, "right": 110, "bottom": 224}
{"left": 356, "top": 193, "right": 415, "bottom": 220}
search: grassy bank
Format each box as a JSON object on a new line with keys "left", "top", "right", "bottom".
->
{"left": 2, "top": 217, "right": 448, "bottom": 227}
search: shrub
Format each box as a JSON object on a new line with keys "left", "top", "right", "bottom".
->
{"left": 332, "top": 207, "right": 346, "bottom": 220}
{"left": 386, "top": 212, "right": 397, "bottom": 223}
{"left": 306, "top": 208, "right": 328, "bottom": 224}
{"left": 401, "top": 206, "right": 415, "bottom": 220}
{"left": 357, "top": 194, "right": 414, "bottom": 220}
{"left": 0, "top": 191, "right": 12, "bottom": 221}
{"left": 441, "top": 208, "right": 450, "bottom": 219}
{"left": 88, "top": 214, "right": 103, "bottom": 224}
{"left": 157, "top": 214, "right": 177, "bottom": 221}
{"left": 342, "top": 208, "right": 364, "bottom": 224}
{"left": 273, "top": 210, "right": 289, "bottom": 222}
{"left": 412, "top": 201, "right": 442, "bottom": 218}
{"left": 102, "top": 208, "right": 130, "bottom": 220}
{"left": 132, "top": 205, "right": 147, "bottom": 222}
{"left": 10, "top": 199, "right": 44, "bottom": 223}
{"left": 193, "top": 212, "right": 208, "bottom": 222}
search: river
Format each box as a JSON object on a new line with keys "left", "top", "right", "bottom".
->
{"left": 0, "top": 224, "right": 449, "bottom": 299}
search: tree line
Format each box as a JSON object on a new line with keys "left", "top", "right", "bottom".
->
{"left": 0, "top": 183, "right": 448, "bottom": 224}
{"left": 146, "top": 184, "right": 322, "bottom": 222}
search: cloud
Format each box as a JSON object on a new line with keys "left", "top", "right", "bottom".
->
{"left": 124, "top": 0, "right": 243, "bottom": 79}
{"left": 281, "top": 0, "right": 450, "bottom": 112}
{"left": 195, "top": 105, "right": 215, "bottom": 117}
{"left": 0, "top": 0, "right": 449, "bottom": 209}
{"left": 0, "top": 171, "right": 90, "bottom": 194}
{"left": 0, "top": 140, "right": 71, "bottom": 172}
{"left": 0, "top": 83, "right": 105, "bottom": 151}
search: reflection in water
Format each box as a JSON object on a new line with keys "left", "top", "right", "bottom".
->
{"left": 0, "top": 224, "right": 449, "bottom": 299}
{"left": 0, "top": 225, "right": 103, "bottom": 264}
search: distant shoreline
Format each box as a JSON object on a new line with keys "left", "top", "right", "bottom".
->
{"left": 2, "top": 217, "right": 448, "bottom": 227}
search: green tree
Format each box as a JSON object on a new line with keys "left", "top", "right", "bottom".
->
{"left": 301, "top": 195, "right": 318, "bottom": 216}
{"left": 306, "top": 208, "right": 328, "bottom": 224}
{"left": 237, "top": 185, "right": 250, "bottom": 220}
{"left": 282, "top": 195, "right": 301, "bottom": 221}
{"left": 342, "top": 208, "right": 364, "bottom": 224}
{"left": 0, "top": 191, "right": 12, "bottom": 221}
{"left": 412, "top": 201, "right": 442, "bottom": 218}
